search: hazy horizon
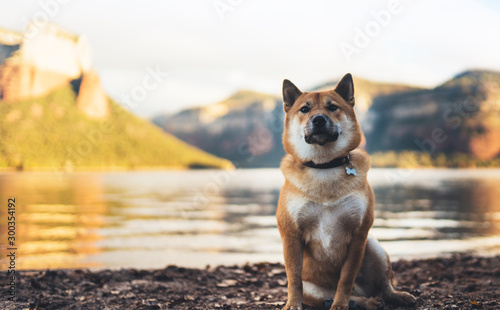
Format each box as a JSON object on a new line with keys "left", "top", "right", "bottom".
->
{"left": 1, "top": 0, "right": 500, "bottom": 117}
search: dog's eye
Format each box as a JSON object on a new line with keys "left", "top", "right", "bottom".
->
{"left": 299, "top": 106, "right": 310, "bottom": 113}
{"left": 327, "top": 105, "right": 338, "bottom": 112}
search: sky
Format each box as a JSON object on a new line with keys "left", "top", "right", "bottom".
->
{"left": 1, "top": 0, "right": 500, "bottom": 117}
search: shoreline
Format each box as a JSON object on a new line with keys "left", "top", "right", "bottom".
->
{"left": 2, "top": 253, "right": 499, "bottom": 310}
{"left": 1, "top": 166, "right": 500, "bottom": 173}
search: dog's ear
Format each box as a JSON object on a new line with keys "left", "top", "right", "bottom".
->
{"left": 282, "top": 79, "right": 302, "bottom": 112}
{"left": 334, "top": 73, "right": 355, "bottom": 106}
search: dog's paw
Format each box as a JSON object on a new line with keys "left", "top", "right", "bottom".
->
{"left": 387, "top": 291, "right": 417, "bottom": 307}
{"left": 362, "top": 297, "right": 384, "bottom": 310}
{"left": 396, "top": 291, "right": 417, "bottom": 306}
{"left": 282, "top": 303, "right": 303, "bottom": 310}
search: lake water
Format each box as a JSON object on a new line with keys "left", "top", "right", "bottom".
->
{"left": 1, "top": 169, "right": 499, "bottom": 270}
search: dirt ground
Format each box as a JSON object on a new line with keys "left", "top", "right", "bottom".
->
{"left": 2, "top": 254, "right": 499, "bottom": 310}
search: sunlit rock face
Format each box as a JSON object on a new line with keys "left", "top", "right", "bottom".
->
{"left": 365, "top": 70, "right": 500, "bottom": 160}
{"left": 76, "top": 69, "right": 109, "bottom": 119}
{"left": 0, "top": 23, "right": 108, "bottom": 119}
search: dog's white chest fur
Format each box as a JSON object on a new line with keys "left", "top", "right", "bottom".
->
{"left": 287, "top": 193, "right": 367, "bottom": 260}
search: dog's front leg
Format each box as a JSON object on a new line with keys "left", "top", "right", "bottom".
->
{"left": 331, "top": 232, "right": 368, "bottom": 309}
{"left": 280, "top": 230, "right": 304, "bottom": 310}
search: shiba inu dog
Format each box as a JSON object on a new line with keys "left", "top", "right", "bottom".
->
{"left": 276, "top": 74, "right": 416, "bottom": 310}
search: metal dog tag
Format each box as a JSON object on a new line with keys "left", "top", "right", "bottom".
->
{"left": 346, "top": 166, "right": 357, "bottom": 176}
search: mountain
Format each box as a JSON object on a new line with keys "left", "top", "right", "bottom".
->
{"left": 313, "top": 77, "right": 424, "bottom": 123}
{"left": 153, "top": 90, "right": 284, "bottom": 168}
{"left": 152, "top": 80, "right": 423, "bottom": 168}
{"left": 365, "top": 70, "right": 500, "bottom": 161}
{"left": 0, "top": 24, "right": 232, "bottom": 170}
{"left": 154, "top": 70, "right": 500, "bottom": 168}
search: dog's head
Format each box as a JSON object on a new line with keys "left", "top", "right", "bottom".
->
{"left": 282, "top": 73, "right": 362, "bottom": 163}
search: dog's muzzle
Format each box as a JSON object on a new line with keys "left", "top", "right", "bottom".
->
{"left": 304, "top": 115, "right": 340, "bottom": 146}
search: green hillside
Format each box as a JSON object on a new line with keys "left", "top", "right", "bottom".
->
{"left": 0, "top": 86, "right": 233, "bottom": 170}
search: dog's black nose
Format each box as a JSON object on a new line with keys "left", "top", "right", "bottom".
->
{"left": 312, "top": 115, "right": 327, "bottom": 127}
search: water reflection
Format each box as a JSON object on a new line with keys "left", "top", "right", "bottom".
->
{"left": 0, "top": 169, "right": 499, "bottom": 270}
{"left": 373, "top": 177, "right": 500, "bottom": 238}
{"left": 370, "top": 170, "right": 500, "bottom": 258}
{"left": 0, "top": 173, "right": 107, "bottom": 269}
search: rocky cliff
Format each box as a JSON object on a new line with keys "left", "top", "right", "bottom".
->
{"left": 365, "top": 70, "right": 500, "bottom": 161}
{"left": 153, "top": 90, "right": 285, "bottom": 168}
{"left": 0, "top": 23, "right": 107, "bottom": 119}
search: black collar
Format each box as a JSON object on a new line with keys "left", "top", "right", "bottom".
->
{"left": 303, "top": 154, "right": 350, "bottom": 169}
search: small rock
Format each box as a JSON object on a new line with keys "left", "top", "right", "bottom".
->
{"left": 217, "top": 279, "right": 238, "bottom": 287}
